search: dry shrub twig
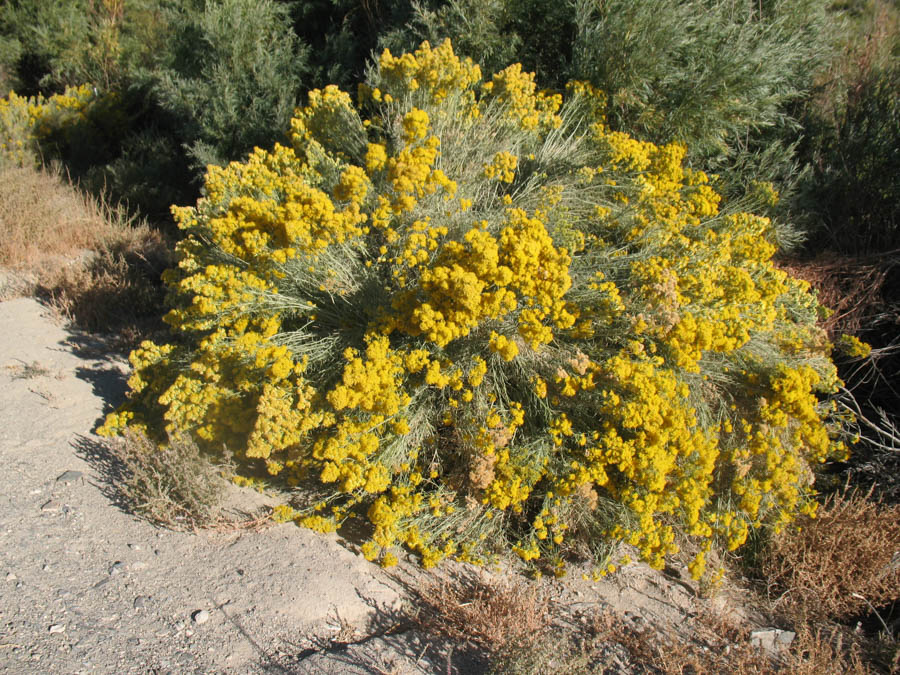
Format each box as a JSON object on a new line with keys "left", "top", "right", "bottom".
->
{"left": 762, "top": 488, "right": 900, "bottom": 623}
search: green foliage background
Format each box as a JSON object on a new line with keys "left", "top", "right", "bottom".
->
{"left": 0, "top": 0, "right": 851, "bottom": 219}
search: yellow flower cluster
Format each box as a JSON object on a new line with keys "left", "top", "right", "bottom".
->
{"left": 0, "top": 85, "right": 98, "bottom": 166}
{"left": 837, "top": 334, "right": 871, "bottom": 358}
{"left": 588, "top": 354, "right": 719, "bottom": 568}
{"left": 401, "top": 108, "right": 430, "bottom": 144}
{"left": 370, "top": 109, "right": 458, "bottom": 220}
{"left": 482, "top": 64, "right": 562, "bottom": 132}
{"left": 483, "top": 151, "right": 518, "bottom": 183}
{"left": 391, "top": 207, "right": 573, "bottom": 349}
{"left": 290, "top": 84, "right": 365, "bottom": 159}
{"left": 374, "top": 39, "right": 482, "bottom": 106}
{"left": 327, "top": 336, "right": 410, "bottom": 415}
{"left": 189, "top": 143, "right": 368, "bottom": 272}
{"left": 100, "top": 40, "right": 846, "bottom": 579}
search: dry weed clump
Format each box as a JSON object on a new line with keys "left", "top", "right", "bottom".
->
{"left": 585, "top": 611, "right": 775, "bottom": 675}
{"left": 107, "top": 429, "right": 231, "bottom": 529}
{"left": 786, "top": 624, "right": 881, "bottom": 675}
{"left": 411, "top": 573, "right": 552, "bottom": 655}
{"left": 44, "top": 233, "right": 170, "bottom": 346}
{"left": 762, "top": 489, "right": 900, "bottom": 623}
{"left": 409, "top": 572, "right": 887, "bottom": 673}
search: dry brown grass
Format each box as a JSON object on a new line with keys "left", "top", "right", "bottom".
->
{"left": 1, "top": 164, "right": 125, "bottom": 273}
{"left": 762, "top": 489, "right": 900, "bottom": 624}
{"left": 0, "top": 163, "right": 170, "bottom": 344}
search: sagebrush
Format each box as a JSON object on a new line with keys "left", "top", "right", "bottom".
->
{"left": 107, "top": 429, "right": 228, "bottom": 529}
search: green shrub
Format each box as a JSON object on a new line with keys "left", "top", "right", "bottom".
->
{"left": 0, "top": 84, "right": 95, "bottom": 168}
{"left": 0, "top": 82, "right": 137, "bottom": 194}
{"left": 386, "top": 0, "right": 574, "bottom": 85}
{"left": 798, "top": 63, "right": 900, "bottom": 254}
{"left": 0, "top": 0, "right": 170, "bottom": 95}
{"left": 289, "top": 0, "right": 417, "bottom": 90}
{"left": 382, "top": 0, "right": 837, "bottom": 232}
{"left": 2, "top": 0, "right": 313, "bottom": 219}
{"left": 151, "top": 0, "right": 309, "bottom": 170}
{"left": 571, "top": 1, "right": 828, "bottom": 152}
{"left": 99, "top": 41, "right": 848, "bottom": 578}
{"left": 84, "top": 122, "right": 197, "bottom": 222}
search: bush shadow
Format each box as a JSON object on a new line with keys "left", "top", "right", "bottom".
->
{"left": 268, "top": 588, "right": 489, "bottom": 675}
{"left": 71, "top": 433, "right": 133, "bottom": 517}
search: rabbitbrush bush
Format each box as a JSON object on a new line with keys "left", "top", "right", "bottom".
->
{"left": 0, "top": 84, "right": 100, "bottom": 167}
{"left": 99, "top": 40, "right": 850, "bottom": 578}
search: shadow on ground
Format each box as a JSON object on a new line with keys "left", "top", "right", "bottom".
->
{"left": 71, "top": 433, "right": 135, "bottom": 518}
{"left": 59, "top": 328, "right": 129, "bottom": 423}
{"left": 270, "top": 592, "right": 489, "bottom": 675}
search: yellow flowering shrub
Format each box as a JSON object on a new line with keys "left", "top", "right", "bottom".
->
{"left": 0, "top": 85, "right": 105, "bottom": 167}
{"left": 99, "top": 41, "right": 849, "bottom": 579}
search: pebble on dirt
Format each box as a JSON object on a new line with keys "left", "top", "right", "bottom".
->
{"left": 56, "top": 471, "right": 83, "bottom": 483}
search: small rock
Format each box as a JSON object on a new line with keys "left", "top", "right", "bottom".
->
{"left": 48, "top": 624, "right": 65, "bottom": 634}
{"left": 56, "top": 471, "right": 83, "bottom": 483}
{"left": 185, "top": 629, "right": 194, "bottom": 637}
{"left": 5, "top": 572, "right": 16, "bottom": 581}
{"left": 191, "top": 610, "right": 210, "bottom": 625}
{"left": 133, "top": 596, "right": 149, "bottom": 609}
{"left": 127, "top": 638, "right": 141, "bottom": 646}
{"left": 127, "top": 544, "right": 141, "bottom": 551}
{"left": 42, "top": 564, "right": 50, "bottom": 572}
{"left": 751, "top": 629, "right": 795, "bottom": 653}
{"left": 108, "top": 562, "right": 125, "bottom": 576}
{"left": 40, "top": 500, "right": 59, "bottom": 512}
